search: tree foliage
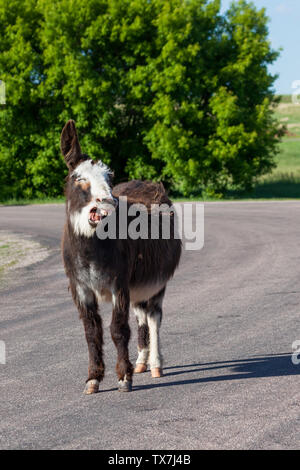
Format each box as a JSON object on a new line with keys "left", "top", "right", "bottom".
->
{"left": 0, "top": 0, "right": 282, "bottom": 199}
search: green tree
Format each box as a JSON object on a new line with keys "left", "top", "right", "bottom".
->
{"left": 0, "top": 0, "right": 282, "bottom": 199}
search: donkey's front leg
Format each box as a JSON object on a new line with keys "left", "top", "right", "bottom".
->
{"left": 75, "top": 286, "right": 104, "bottom": 395}
{"left": 110, "top": 288, "right": 133, "bottom": 392}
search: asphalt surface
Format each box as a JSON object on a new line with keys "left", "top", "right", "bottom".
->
{"left": 0, "top": 201, "right": 300, "bottom": 450}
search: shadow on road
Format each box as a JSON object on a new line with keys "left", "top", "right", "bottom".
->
{"left": 133, "top": 353, "right": 299, "bottom": 391}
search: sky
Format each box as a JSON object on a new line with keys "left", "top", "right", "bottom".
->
{"left": 221, "top": 0, "right": 300, "bottom": 95}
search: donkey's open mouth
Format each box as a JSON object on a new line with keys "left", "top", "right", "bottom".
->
{"left": 88, "top": 199, "right": 117, "bottom": 227}
{"left": 89, "top": 206, "right": 108, "bottom": 226}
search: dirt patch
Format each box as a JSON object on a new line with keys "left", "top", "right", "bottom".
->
{"left": 0, "top": 231, "right": 49, "bottom": 281}
{"left": 277, "top": 102, "right": 295, "bottom": 109}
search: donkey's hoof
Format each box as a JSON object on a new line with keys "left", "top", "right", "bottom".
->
{"left": 118, "top": 379, "right": 132, "bottom": 392}
{"left": 84, "top": 379, "right": 99, "bottom": 395}
{"left": 151, "top": 367, "right": 163, "bottom": 378}
{"left": 134, "top": 363, "right": 147, "bottom": 374}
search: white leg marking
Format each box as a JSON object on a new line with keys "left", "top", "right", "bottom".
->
{"left": 148, "top": 312, "right": 163, "bottom": 369}
{"left": 118, "top": 374, "right": 128, "bottom": 384}
{"left": 133, "top": 306, "right": 149, "bottom": 365}
{"left": 134, "top": 306, "right": 147, "bottom": 327}
{"left": 137, "top": 348, "right": 149, "bottom": 365}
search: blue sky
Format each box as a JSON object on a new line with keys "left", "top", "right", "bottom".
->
{"left": 221, "top": 0, "right": 300, "bottom": 94}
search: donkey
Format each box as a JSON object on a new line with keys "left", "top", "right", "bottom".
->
{"left": 61, "top": 120, "right": 181, "bottom": 394}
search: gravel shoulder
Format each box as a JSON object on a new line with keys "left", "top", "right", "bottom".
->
{"left": 0, "top": 231, "right": 49, "bottom": 287}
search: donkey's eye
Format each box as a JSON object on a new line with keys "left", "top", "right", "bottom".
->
{"left": 76, "top": 177, "right": 86, "bottom": 183}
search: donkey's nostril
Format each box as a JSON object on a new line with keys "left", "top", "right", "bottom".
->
{"left": 98, "top": 197, "right": 118, "bottom": 207}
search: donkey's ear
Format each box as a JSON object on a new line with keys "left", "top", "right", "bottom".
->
{"left": 60, "top": 120, "right": 82, "bottom": 170}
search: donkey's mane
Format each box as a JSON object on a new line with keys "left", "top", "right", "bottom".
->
{"left": 112, "top": 180, "right": 171, "bottom": 209}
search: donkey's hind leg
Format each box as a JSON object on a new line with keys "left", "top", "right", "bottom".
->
{"left": 133, "top": 303, "right": 150, "bottom": 373}
{"left": 147, "top": 288, "right": 165, "bottom": 378}
{"left": 133, "top": 287, "right": 166, "bottom": 378}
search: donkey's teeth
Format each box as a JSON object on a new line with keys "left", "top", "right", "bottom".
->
{"left": 89, "top": 207, "right": 101, "bottom": 223}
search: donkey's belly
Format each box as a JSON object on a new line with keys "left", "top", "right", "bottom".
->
{"left": 95, "top": 283, "right": 165, "bottom": 304}
{"left": 129, "top": 282, "right": 165, "bottom": 303}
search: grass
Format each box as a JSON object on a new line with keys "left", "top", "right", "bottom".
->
{"left": 0, "top": 196, "right": 65, "bottom": 206}
{"left": 175, "top": 97, "right": 300, "bottom": 201}
{"left": 0, "top": 244, "right": 9, "bottom": 250}
{"left": 242, "top": 97, "right": 300, "bottom": 199}
{"left": 274, "top": 98, "right": 300, "bottom": 132}
{"left": 225, "top": 139, "right": 300, "bottom": 200}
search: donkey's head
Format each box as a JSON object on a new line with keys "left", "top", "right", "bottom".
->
{"left": 61, "top": 120, "right": 117, "bottom": 238}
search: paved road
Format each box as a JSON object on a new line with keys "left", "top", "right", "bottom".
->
{"left": 0, "top": 201, "right": 300, "bottom": 450}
